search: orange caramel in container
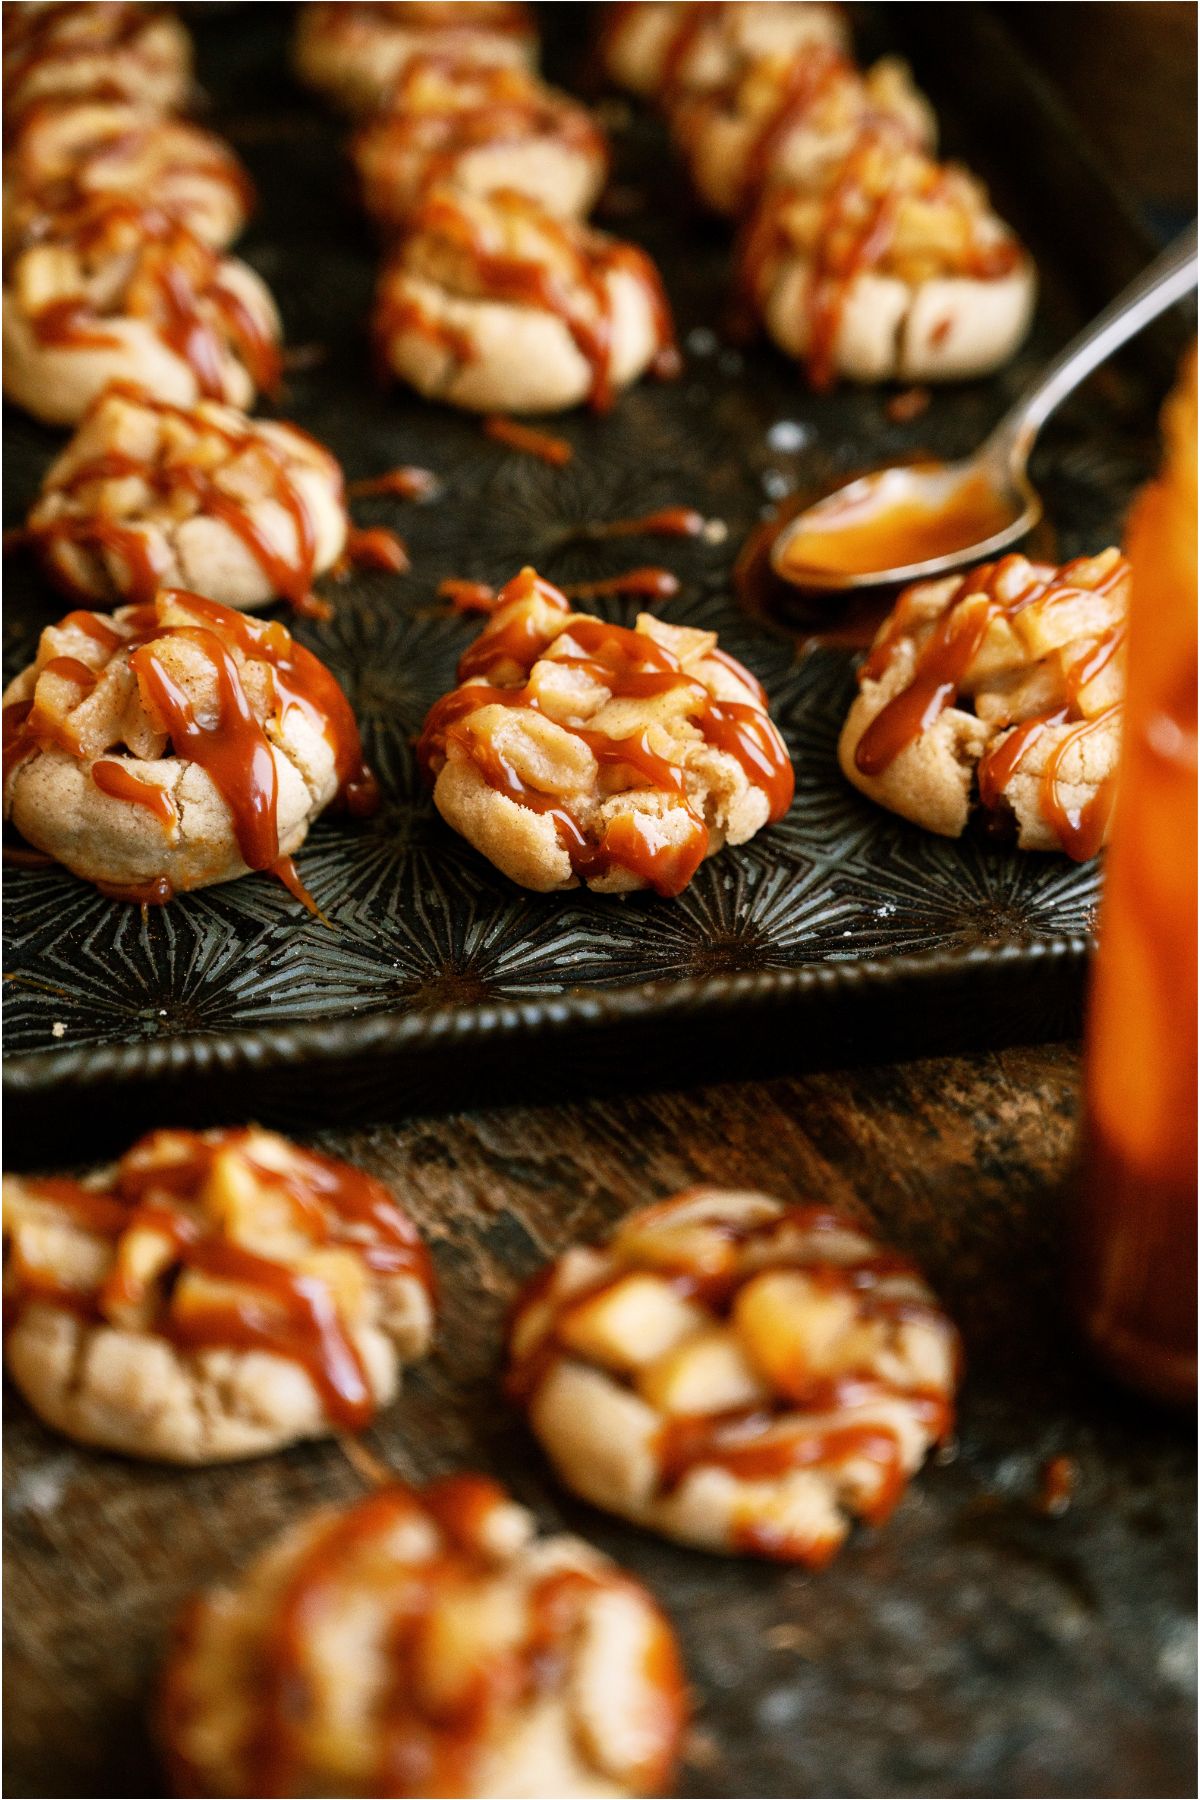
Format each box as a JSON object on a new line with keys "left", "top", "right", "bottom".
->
{"left": 1073, "top": 347, "right": 1198, "bottom": 1404}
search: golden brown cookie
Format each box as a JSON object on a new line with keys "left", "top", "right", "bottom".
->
{"left": 3, "top": 194, "right": 281, "bottom": 426}
{"left": 373, "top": 188, "right": 678, "bottom": 414}
{"left": 739, "top": 131, "right": 1035, "bottom": 388}
{"left": 352, "top": 55, "right": 608, "bottom": 231}
{"left": 24, "top": 384, "right": 349, "bottom": 616}
{"left": 418, "top": 566, "right": 794, "bottom": 894}
{"left": 672, "top": 47, "right": 935, "bottom": 215}
{"left": 3, "top": 588, "right": 377, "bottom": 904}
{"left": 294, "top": 1, "right": 538, "bottom": 115}
{"left": 839, "top": 548, "right": 1130, "bottom": 857}
{"left": 508, "top": 1188, "right": 960, "bottom": 1561}
{"left": 3, "top": 1, "right": 193, "bottom": 125}
{"left": 2, "top": 96, "right": 254, "bottom": 255}
{"left": 601, "top": 0, "right": 848, "bottom": 103}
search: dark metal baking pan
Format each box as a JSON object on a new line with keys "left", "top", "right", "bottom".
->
{"left": 1, "top": 3, "right": 1183, "bottom": 1157}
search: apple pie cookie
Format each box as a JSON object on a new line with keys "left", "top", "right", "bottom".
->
{"left": 739, "top": 132, "right": 1035, "bottom": 388}
{"left": 293, "top": 1, "right": 538, "bottom": 116}
{"left": 352, "top": 56, "right": 608, "bottom": 232}
{"left": 418, "top": 567, "right": 794, "bottom": 895}
{"left": 3, "top": 1127, "right": 434, "bottom": 1463}
{"left": 507, "top": 1188, "right": 960, "bottom": 1561}
{"left": 672, "top": 48, "right": 935, "bottom": 216}
{"left": 3, "top": 0, "right": 194, "bottom": 126}
{"left": 601, "top": 1, "right": 849, "bottom": 104}
{"left": 3, "top": 96, "right": 254, "bottom": 255}
{"left": 373, "top": 188, "right": 678, "bottom": 414}
{"left": 2, "top": 193, "right": 281, "bottom": 426}
{"left": 159, "top": 1474, "right": 689, "bottom": 1798}
{"left": 23, "top": 384, "right": 349, "bottom": 616}
{"left": 3, "top": 588, "right": 378, "bottom": 905}
{"left": 839, "top": 548, "right": 1130, "bottom": 859}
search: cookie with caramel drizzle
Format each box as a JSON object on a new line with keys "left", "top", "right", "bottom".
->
{"left": 671, "top": 45, "right": 935, "bottom": 217}
{"left": 3, "top": 94, "right": 254, "bottom": 255}
{"left": 2, "top": 191, "right": 281, "bottom": 425}
{"left": 3, "top": 1127, "right": 434, "bottom": 1462}
{"left": 839, "top": 547, "right": 1129, "bottom": 858}
{"left": 352, "top": 53, "right": 608, "bottom": 231}
{"left": 418, "top": 566, "right": 793, "bottom": 895}
{"left": 159, "top": 1473, "right": 688, "bottom": 1798}
{"left": 3, "top": 587, "right": 378, "bottom": 907}
{"left": 507, "top": 1187, "right": 960, "bottom": 1561}
{"left": 600, "top": 1, "right": 849, "bottom": 105}
{"left": 23, "top": 383, "right": 350, "bottom": 616}
{"left": 373, "top": 187, "right": 679, "bottom": 415}
{"left": 738, "top": 130, "right": 1034, "bottom": 388}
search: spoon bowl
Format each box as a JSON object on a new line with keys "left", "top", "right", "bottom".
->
{"left": 769, "top": 223, "right": 1197, "bottom": 593}
{"left": 770, "top": 455, "right": 1042, "bottom": 591}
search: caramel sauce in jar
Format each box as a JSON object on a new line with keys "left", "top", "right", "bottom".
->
{"left": 1073, "top": 350, "right": 1198, "bottom": 1404}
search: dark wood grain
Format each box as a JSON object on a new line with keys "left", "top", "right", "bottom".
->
{"left": 4, "top": 1044, "right": 1195, "bottom": 1799}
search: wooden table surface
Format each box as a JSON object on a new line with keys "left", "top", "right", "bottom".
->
{"left": 5, "top": 1040, "right": 1195, "bottom": 1799}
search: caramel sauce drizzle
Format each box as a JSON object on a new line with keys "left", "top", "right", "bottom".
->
{"left": 343, "top": 525, "right": 410, "bottom": 574}
{"left": 439, "top": 576, "right": 499, "bottom": 613}
{"left": 377, "top": 189, "right": 679, "bottom": 412}
{"left": 419, "top": 569, "right": 793, "bottom": 894}
{"left": 483, "top": 414, "right": 573, "bottom": 465}
{"left": 581, "top": 504, "right": 705, "bottom": 540}
{"left": 90, "top": 757, "right": 178, "bottom": 831}
{"left": 561, "top": 566, "right": 680, "bottom": 601}
{"left": 3, "top": 589, "right": 378, "bottom": 903}
{"left": 220, "top": 1474, "right": 686, "bottom": 1800}
{"left": 507, "top": 1202, "right": 956, "bottom": 1554}
{"left": 28, "top": 386, "right": 335, "bottom": 616}
{"left": 346, "top": 465, "right": 438, "bottom": 500}
{"left": 17, "top": 197, "right": 281, "bottom": 401}
{"left": 856, "top": 554, "right": 1128, "bottom": 860}
{"left": 13, "top": 1130, "right": 434, "bottom": 1432}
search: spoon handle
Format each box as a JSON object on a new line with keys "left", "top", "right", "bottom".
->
{"left": 989, "top": 222, "right": 1198, "bottom": 464}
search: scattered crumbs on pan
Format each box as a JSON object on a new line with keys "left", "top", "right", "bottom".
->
{"left": 685, "top": 325, "right": 718, "bottom": 357}
{"left": 702, "top": 517, "right": 729, "bottom": 544}
{"left": 762, "top": 468, "right": 791, "bottom": 500}
{"left": 51, "top": 1021, "right": 66, "bottom": 1038}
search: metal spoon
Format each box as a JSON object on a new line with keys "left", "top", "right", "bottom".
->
{"left": 771, "top": 222, "right": 1198, "bottom": 591}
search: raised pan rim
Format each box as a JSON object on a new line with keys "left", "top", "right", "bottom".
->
{"left": 2, "top": 932, "right": 1092, "bottom": 1093}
